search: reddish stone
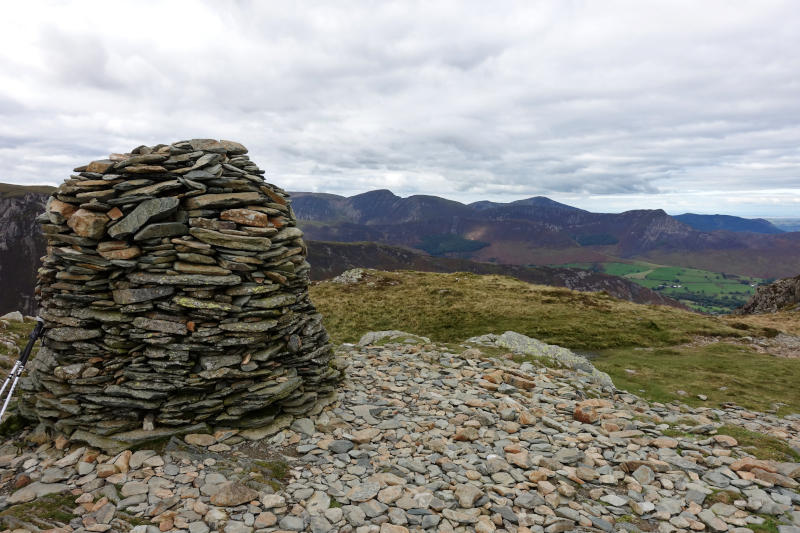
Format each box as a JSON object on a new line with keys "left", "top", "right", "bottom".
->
{"left": 574, "top": 405, "right": 599, "bottom": 424}
{"left": 47, "top": 198, "right": 77, "bottom": 223}
{"left": 454, "top": 427, "right": 479, "bottom": 441}
{"left": 263, "top": 188, "right": 287, "bottom": 205}
{"left": 75, "top": 179, "right": 118, "bottom": 187}
{"left": 730, "top": 457, "right": 777, "bottom": 473}
{"left": 67, "top": 209, "right": 109, "bottom": 239}
{"left": 751, "top": 467, "right": 799, "bottom": 488}
{"left": 601, "top": 422, "right": 620, "bottom": 432}
{"left": 85, "top": 160, "right": 115, "bottom": 173}
{"left": 579, "top": 398, "right": 613, "bottom": 408}
{"left": 713, "top": 434, "right": 738, "bottom": 447}
{"left": 504, "top": 373, "right": 536, "bottom": 390}
{"left": 98, "top": 246, "right": 141, "bottom": 260}
{"left": 54, "top": 435, "right": 69, "bottom": 450}
{"left": 649, "top": 436, "right": 678, "bottom": 448}
{"left": 220, "top": 208, "right": 271, "bottom": 227}
{"left": 124, "top": 164, "right": 167, "bottom": 173}
{"left": 14, "top": 474, "right": 31, "bottom": 489}
{"left": 483, "top": 371, "right": 504, "bottom": 384}
{"left": 107, "top": 207, "right": 124, "bottom": 220}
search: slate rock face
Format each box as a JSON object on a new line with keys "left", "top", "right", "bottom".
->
{"left": 737, "top": 275, "right": 800, "bottom": 314}
{"left": 20, "top": 139, "right": 343, "bottom": 450}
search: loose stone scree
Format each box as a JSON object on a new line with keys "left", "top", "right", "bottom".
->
{"left": 20, "top": 139, "right": 344, "bottom": 451}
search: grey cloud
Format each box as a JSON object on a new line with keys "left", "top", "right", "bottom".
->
{"left": 0, "top": 1, "right": 799, "bottom": 215}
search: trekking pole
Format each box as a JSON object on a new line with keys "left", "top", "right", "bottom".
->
{"left": 0, "top": 317, "right": 45, "bottom": 422}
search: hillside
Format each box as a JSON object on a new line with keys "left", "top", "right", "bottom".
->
{"left": 0, "top": 182, "right": 56, "bottom": 198}
{"left": 306, "top": 241, "right": 685, "bottom": 308}
{"left": 309, "top": 270, "right": 800, "bottom": 413}
{"left": 293, "top": 190, "right": 800, "bottom": 279}
{"left": 675, "top": 213, "right": 784, "bottom": 234}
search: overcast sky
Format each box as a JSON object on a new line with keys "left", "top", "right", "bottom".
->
{"left": 1, "top": 1, "right": 799, "bottom": 217}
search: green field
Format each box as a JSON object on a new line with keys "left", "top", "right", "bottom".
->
{"left": 559, "top": 261, "right": 764, "bottom": 314}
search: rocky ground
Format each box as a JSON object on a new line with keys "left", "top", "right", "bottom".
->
{"left": 0, "top": 332, "right": 799, "bottom": 533}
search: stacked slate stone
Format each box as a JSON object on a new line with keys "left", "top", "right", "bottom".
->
{"left": 20, "top": 139, "right": 342, "bottom": 448}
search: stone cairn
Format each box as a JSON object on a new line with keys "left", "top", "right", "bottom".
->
{"left": 20, "top": 139, "right": 343, "bottom": 450}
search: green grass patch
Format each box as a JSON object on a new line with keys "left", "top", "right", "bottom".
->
{"left": 747, "top": 516, "right": 781, "bottom": 533}
{"left": 594, "top": 343, "right": 800, "bottom": 414}
{"left": 254, "top": 459, "right": 289, "bottom": 481}
{"left": 661, "top": 429, "right": 693, "bottom": 438}
{"left": 0, "top": 319, "right": 39, "bottom": 363}
{"left": 716, "top": 425, "right": 800, "bottom": 462}
{"left": 117, "top": 513, "right": 152, "bottom": 527}
{"left": 310, "top": 270, "right": 744, "bottom": 350}
{"left": 0, "top": 491, "right": 74, "bottom": 528}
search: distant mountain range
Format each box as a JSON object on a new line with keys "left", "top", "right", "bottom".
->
{"left": 0, "top": 183, "right": 683, "bottom": 314}
{"left": 291, "top": 190, "right": 800, "bottom": 278}
{"left": 767, "top": 218, "right": 800, "bottom": 232}
{"left": 1, "top": 182, "right": 797, "bottom": 315}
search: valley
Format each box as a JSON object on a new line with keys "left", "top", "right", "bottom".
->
{"left": 558, "top": 261, "right": 764, "bottom": 314}
{"left": 293, "top": 189, "right": 800, "bottom": 281}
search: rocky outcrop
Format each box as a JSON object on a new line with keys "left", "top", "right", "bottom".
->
{"left": 737, "top": 275, "right": 800, "bottom": 314}
{"left": 0, "top": 188, "right": 50, "bottom": 315}
{"left": 20, "top": 139, "right": 343, "bottom": 450}
{"left": 467, "top": 330, "right": 614, "bottom": 387}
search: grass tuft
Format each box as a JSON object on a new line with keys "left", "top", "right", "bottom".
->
{"left": 716, "top": 425, "right": 800, "bottom": 462}
{"left": 0, "top": 492, "right": 74, "bottom": 528}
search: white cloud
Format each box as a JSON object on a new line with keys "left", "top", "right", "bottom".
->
{"left": 0, "top": 0, "right": 799, "bottom": 215}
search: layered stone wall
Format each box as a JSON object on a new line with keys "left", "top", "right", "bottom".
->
{"left": 20, "top": 139, "right": 342, "bottom": 449}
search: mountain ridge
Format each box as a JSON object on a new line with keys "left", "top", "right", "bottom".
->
{"left": 0, "top": 183, "right": 686, "bottom": 314}
{"left": 675, "top": 213, "right": 784, "bottom": 234}
{"left": 291, "top": 189, "right": 800, "bottom": 278}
